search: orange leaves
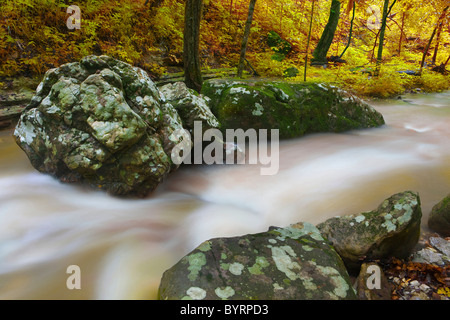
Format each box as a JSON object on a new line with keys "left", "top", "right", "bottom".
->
{"left": 385, "top": 257, "right": 450, "bottom": 300}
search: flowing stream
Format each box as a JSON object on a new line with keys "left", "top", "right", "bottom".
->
{"left": 1, "top": 91, "right": 450, "bottom": 299}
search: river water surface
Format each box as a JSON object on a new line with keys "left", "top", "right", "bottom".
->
{"left": 1, "top": 91, "right": 450, "bottom": 299}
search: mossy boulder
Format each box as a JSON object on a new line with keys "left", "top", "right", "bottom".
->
{"left": 428, "top": 194, "right": 450, "bottom": 237}
{"left": 159, "top": 81, "right": 219, "bottom": 134}
{"left": 317, "top": 191, "right": 422, "bottom": 273}
{"left": 14, "top": 55, "right": 189, "bottom": 197}
{"left": 201, "top": 79, "right": 385, "bottom": 139}
{"left": 158, "top": 222, "right": 357, "bottom": 300}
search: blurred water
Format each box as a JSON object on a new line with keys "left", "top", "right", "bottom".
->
{"left": 0, "top": 91, "right": 449, "bottom": 299}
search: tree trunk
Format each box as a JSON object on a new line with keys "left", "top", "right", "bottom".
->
{"left": 237, "top": 0, "right": 257, "bottom": 78}
{"left": 431, "top": 6, "right": 449, "bottom": 65}
{"left": 339, "top": 1, "right": 356, "bottom": 59}
{"left": 374, "top": 0, "right": 397, "bottom": 77}
{"left": 184, "top": 0, "right": 203, "bottom": 93}
{"left": 398, "top": 12, "right": 406, "bottom": 54}
{"left": 419, "top": 27, "right": 437, "bottom": 74}
{"left": 304, "top": 0, "right": 316, "bottom": 81}
{"left": 445, "top": 54, "right": 450, "bottom": 68}
{"left": 432, "top": 23, "right": 443, "bottom": 66}
{"left": 312, "top": 0, "right": 341, "bottom": 64}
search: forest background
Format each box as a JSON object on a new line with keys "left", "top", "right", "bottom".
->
{"left": 0, "top": 0, "right": 449, "bottom": 98}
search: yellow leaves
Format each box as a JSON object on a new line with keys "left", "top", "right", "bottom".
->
{"left": 437, "top": 287, "right": 450, "bottom": 298}
{"left": 416, "top": 71, "right": 450, "bottom": 93}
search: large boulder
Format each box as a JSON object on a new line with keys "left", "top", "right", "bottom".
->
{"left": 428, "top": 194, "right": 450, "bottom": 237}
{"left": 14, "top": 55, "right": 189, "bottom": 197}
{"left": 158, "top": 222, "right": 356, "bottom": 300}
{"left": 317, "top": 191, "right": 422, "bottom": 273}
{"left": 159, "top": 82, "right": 219, "bottom": 134}
{"left": 201, "top": 79, "right": 385, "bottom": 139}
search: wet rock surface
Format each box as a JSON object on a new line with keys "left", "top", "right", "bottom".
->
{"left": 201, "top": 79, "right": 385, "bottom": 139}
{"left": 158, "top": 222, "right": 357, "bottom": 300}
{"left": 428, "top": 193, "right": 450, "bottom": 237}
{"left": 317, "top": 191, "right": 422, "bottom": 273}
{"left": 14, "top": 55, "right": 186, "bottom": 197}
{"left": 158, "top": 191, "right": 450, "bottom": 300}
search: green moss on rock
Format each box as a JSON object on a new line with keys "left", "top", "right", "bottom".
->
{"left": 428, "top": 194, "right": 450, "bottom": 237}
{"left": 14, "top": 55, "right": 189, "bottom": 197}
{"left": 201, "top": 79, "right": 385, "bottom": 139}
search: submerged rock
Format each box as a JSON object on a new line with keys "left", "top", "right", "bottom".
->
{"left": 317, "top": 191, "right": 422, "bottom": 273}
{"left": 201, "top": 79, "right": 385, "bottom": 139}
{"left": 158, "top": 222, "right": 356, "bottom": 300}
{"left": 428, "top": 194, "right": 450, "bottom": 237}
{"left": 14, "top": 55, "right": 186, "bottom": 197}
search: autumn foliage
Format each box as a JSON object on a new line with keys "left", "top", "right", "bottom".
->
{"left": 0, "top": 0, "right": 449, "bottom": 97}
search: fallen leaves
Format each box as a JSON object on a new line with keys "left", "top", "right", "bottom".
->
{"left": 384, "top": 257, "right": 450, "bottom": 300}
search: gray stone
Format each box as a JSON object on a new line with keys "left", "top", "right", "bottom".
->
{"left": 14, "top": 55, "right": 187, "bottom": 197}
{"left": 317, "top": 191, "right": 422, "bottom": 272}
{"left": 428, "top": 194, "right": 450, "bottom": 237}
{"left": 429, "top": 237, "right": 450, "bottom": 257}
{"left": 413, "top": 248, "right": 445, "bottom": 265}
{"left": 158, "top": 222, "right": 357, "bottom": 300}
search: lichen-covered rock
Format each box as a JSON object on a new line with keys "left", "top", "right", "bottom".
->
{"left": 158, "top": 222, "right": 356, "bottom": 300}
{"left": 14, "top": 55, "right": 185, "bottom": 197}
{"left": 159, "top": 82, "right": 219, "bottom": 134}
{"left": 317, "top": 191, "right": 422, "bottom": 273}
{"left": 201, "top": 79, "right": 385, "bottom": 139}
{"left": 428, "top": 194, "right": 450, "bottom": 237}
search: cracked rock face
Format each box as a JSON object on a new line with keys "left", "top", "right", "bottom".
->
{"left": 14, "top": 55, "right": 185, "bottom": 197}
{"left": 158, "top": 222, "right": 356, "bottom": 300}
